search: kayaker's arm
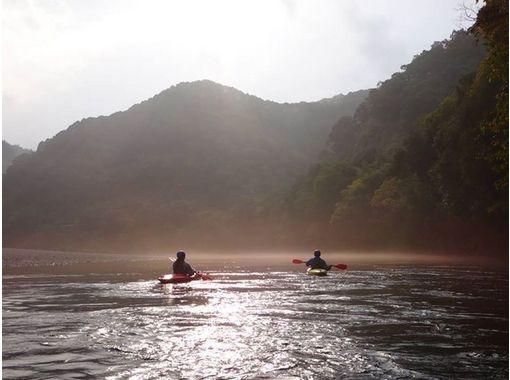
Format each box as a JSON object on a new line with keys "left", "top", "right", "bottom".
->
{"left": 183, "top": 262, "right": 196, "bottom": 276}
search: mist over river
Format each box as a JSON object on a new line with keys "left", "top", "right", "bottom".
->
{"left": 3, "top": 249, "right": 508, "bottom": 379}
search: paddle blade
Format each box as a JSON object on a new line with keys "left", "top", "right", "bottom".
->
{"left": 292, "top": 259, "right": 305, "bottom": 264}
{"left": 198, "top": 273, "right": 213, "bottom": 281}
{"left": 334, "top": 264, "right": 348, "bottom": 270}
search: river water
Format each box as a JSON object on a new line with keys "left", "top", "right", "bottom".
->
{"left": 2, "top": 250, "right": 508, "bottom": 379}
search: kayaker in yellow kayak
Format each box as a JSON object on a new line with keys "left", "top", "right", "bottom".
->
{"left": 306, "top": 249, "right": 332, "bottom": 270}
{"left": 172, "top": 250, "right": 196, "bottom": 276}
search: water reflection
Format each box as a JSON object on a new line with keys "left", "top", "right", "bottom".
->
{"left": 158, "top": 283, "right": 210, "bottom": 306}
{"left": 3, "top": 267, "right": 508, "bottom": 379}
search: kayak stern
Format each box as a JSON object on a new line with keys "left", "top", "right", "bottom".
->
{"left": 307, "top": 268, "right": 328, "bottom": 276}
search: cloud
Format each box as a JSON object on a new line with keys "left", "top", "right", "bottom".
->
{"left": 3, "top": 0, "right": 478, "bottom": 149}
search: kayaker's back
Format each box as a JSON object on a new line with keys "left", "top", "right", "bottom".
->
{"left": 306, "top": 256, "right": 329, "bottom": 270}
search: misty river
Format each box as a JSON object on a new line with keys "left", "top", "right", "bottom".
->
{"left": 2, "top": 249, "right": 508, "bottom": 379}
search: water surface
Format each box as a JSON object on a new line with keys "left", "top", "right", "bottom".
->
{"left": 3, "top": 250, "right": 508, "bottom": 379}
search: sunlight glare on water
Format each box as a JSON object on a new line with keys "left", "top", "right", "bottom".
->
{"left": 2, "top": 253, "right": 508, "bottom": 379}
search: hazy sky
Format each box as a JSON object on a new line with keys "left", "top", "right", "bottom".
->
{"left": 3, "top": 0, "right": 479, "bottom": 149}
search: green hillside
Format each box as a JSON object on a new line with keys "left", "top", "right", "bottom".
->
{"left": 3, "top": 81, "right": 367, "bottom": 250}
{"left": 282, "top": 2, "right": 507, "bottom": 256}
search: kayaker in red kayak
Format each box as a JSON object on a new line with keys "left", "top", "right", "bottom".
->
{"left": 306, "top": 249, "right": 332, "bottom": 270}
{"left": 173, "top": 250, "right": 196, "bottom": 276}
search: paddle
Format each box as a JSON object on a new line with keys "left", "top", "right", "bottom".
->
{"left": 197, "top": 273, "right": 213, "bottom": 281}
{"left": 292, "top": 258, "right": 348, "bottom": 270}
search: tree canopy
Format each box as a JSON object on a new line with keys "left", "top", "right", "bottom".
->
{"left": 3, "top": 2, "right": 507, "bottom": 256}
{"left": 283, "top": 17, "right": 507, "bottom": 255}
{"left": 3, "top": 81, "right": 367, "bottom": 250}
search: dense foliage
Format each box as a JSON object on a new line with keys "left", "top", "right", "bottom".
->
{"left": 283, "top": 4, "right": 508, "bottom": 255}
{"left": 3, "top": 2, "right": 507, "bottom": 255}
{"left": 3, "top": 81, "right": 367, "bottom": 250}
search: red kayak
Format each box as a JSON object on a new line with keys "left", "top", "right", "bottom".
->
{"left": 158, "top": 273, "right": 200, "bottom": 284}
{"left": 158, "top": 273, "right": 213, "bottom": 284}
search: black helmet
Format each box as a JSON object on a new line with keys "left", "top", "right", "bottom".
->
{"left": 314, "top": 249, "right": 321, "bottom": 257}
{"left": 176, "top": 250, "right": 186, "bottom": 259}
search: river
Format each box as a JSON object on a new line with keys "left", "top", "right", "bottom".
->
{"left": 2, "top": 249, "right": 508, "bottom": 379}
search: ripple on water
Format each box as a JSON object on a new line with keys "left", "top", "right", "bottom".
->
{"left": 2, "top": 267, "right": 508, "bottom": 379}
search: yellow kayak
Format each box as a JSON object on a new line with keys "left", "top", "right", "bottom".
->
{"left": 307, "top": 268, "right": 328, "bottom": 276}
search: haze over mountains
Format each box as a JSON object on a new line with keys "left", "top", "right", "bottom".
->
{"left": 3, "top": 1, "right": 508, "bottom": 257}
{"left": 2, "top": 141, "right": 32, "bottom": 173}
{"left": 3, "top": 81, "right": 368, "bottom": 250}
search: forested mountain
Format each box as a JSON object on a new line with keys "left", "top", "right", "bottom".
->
{"left": 2, "top": 140, "right": 32, "bottom": 173}
{"left": 3, "top": 81, "right": 368, "bottom": 250}
{"left": 327, "top": 31, "right": 485, "bottom": 164}
{"left": 3, "top": 1, "right": 507, "bottom": 255}
{"left": 283, "top": 1, "right": 508, "bottom": 256}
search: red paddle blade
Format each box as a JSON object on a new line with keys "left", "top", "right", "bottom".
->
{"left": 292, "top": 259, "right": 305, "bottom": 264}
{"left": 334, "top": 264, "right": 348, "bottom": 270}
{"left": 198, "top": 273, "right": 213, "bottom": 281}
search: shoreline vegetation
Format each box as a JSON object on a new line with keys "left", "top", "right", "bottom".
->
{"left": 3, "top": 1, "right": 507, "bottom": 259}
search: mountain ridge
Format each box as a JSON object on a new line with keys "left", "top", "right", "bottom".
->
{"left": 4, "top": 80, "right": 368, "bottom": 250}
{"left": 2, "top": 140, "right": 32, "bottom": 173}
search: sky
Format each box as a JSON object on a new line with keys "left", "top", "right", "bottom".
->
{"left": 3, "top": 0, "right": 479, "bottom": 149}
